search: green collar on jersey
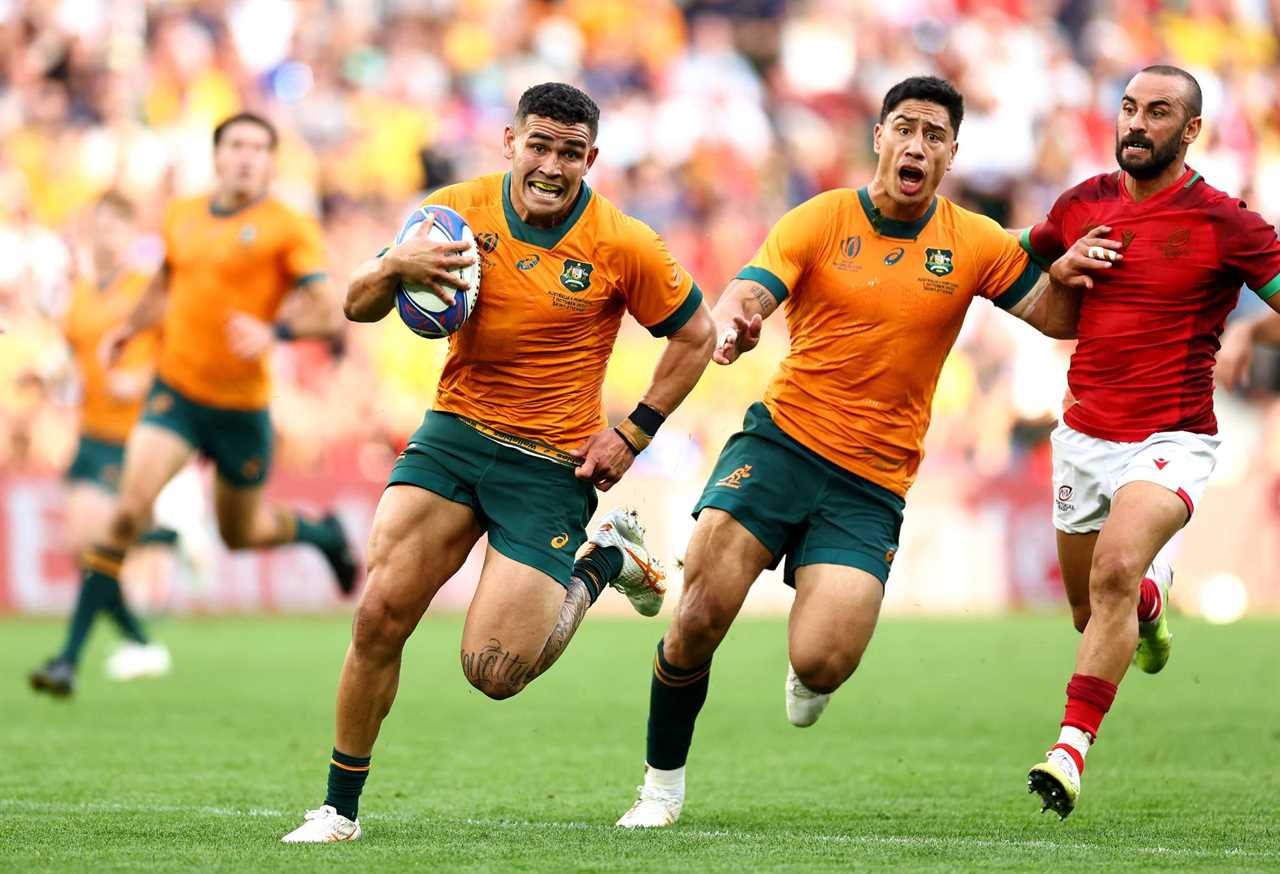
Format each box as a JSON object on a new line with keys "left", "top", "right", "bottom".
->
{"left": 502, "top": 172, "right": 593, "bottom": 249}
{"left": 857, "top": 187, "right": 937, "bottom": 240}
{"left": 208, "top": 194, "right": 266, "bottom": 217}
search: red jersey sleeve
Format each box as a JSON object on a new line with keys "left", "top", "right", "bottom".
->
{"left": 1221, "top": 201, "right": 1280, "bottom": 300}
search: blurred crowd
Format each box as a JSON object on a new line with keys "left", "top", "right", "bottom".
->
{"left": 3, "top": 0, "right": 1280, "bottom": 487}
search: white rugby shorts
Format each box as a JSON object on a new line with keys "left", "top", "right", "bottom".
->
{"left": 1050, "top": 423, "right": 1220, "bottom": 534}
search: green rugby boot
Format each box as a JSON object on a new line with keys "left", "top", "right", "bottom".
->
{"left": 1134, "top": 570, "right": 1173, "bottom": 674}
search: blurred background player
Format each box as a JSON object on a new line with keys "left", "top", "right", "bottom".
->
{"left": 281, "top": 82, "right": 715, "bottom": 844}
{"left": 616, "top": 76, "right": 1088, "bottom": 829}
{"left": 28, "top": 192, "right": 176, "bottom": 697}
{"left": 64, "top": 112, "right": 358, "bottom": 687}
{"left": 1018, "top": 65, "right": 1280, "bottom": 819}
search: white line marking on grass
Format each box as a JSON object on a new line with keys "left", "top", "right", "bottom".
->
{"left": 5, "top": 799, "right": 1272, "bottom": 861}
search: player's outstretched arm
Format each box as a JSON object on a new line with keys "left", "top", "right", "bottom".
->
{"left": 344, "top": 235, "right": 473, "bottom": 323}
{"left": 573, "top": 302, "right": 715, "bottom": 492}
{"left": 711, "top": 278, "right": 779, "bottom": 365}
{"left": 1007, "top": 272, "right": 1081, "bottom": 340}
{"left": 99, "top": 265, "right": 169, "bottom": 367}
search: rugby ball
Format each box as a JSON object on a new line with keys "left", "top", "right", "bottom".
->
{"left": 393, "top": 205, "right": 480, "bottom": 339}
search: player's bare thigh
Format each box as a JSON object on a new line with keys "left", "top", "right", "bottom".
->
{"left": 353, "top": 484, "right": 483, "bottom": 657}
{"left": 1088, "top": 480, "right": 1187, "bottom": 604}
{"left": 458, "top": 547, "right": 567, "bottom": 699}
{"left": 787, "top": 564, "right": 883, "bottom": 694}
{"left": 1057, "top": 530, "right": 1099, "bottom": 632}
{"left": 111, "top": 424, "right": 197, "bottom": 542}
{"left": 664, "top": 508, "right": 772, "bottom": 668}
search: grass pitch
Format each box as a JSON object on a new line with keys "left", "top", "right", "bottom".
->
{"left": 3, "top": 612, "right": 1277, "bottom": 872}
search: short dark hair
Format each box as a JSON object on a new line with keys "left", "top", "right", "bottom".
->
{"left": 213, "top": 112, "right": 278, "bottom": 149}
{"left": 514, "top": 83, "right": 600, "bottom": 141}
{"left": 879, "top": 76, "right": 965, "bottom": 136}
{"left": 1138, "top": 64, "right": 1203, "bottom": 119}
{"left": 96, "top": 190, "right": 136, "bottom": 219}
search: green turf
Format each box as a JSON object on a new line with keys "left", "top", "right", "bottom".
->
{"left": 3, "top": 612, "right": 1277, "bottom": 872}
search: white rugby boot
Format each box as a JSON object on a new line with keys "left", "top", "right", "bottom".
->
{"left": 105, "top": 642, "right": 171, "bottom": 681}
{"left": 280, "top": 805, "right": 361, "bottom": 843}
{"left": 616, "top": 770, "right": 684, "bottom": 828}
{"left": 588, "top": 508, "right": 666, "bottom": 617}
{"left": 1027, "top": 748, "right": 1082, "bottom": 820}
{"left": 785, "top": 663, "right": 832, "bottom": 727}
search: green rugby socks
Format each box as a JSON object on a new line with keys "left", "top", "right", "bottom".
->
{"left": 646, "top": 640, "right": 712, "bottom": 770}
{"left": 61, "top": 546, "right": 147, "bottom": 665}
{"left": 325, "top": 749, "right": 371, "bottom": 821}
{"left": 572, "top": 545, "right": 623, "bottom": 604}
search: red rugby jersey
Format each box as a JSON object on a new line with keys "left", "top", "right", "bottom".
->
{"left": 1022, "top": 166, "right": 1280, "bottom": 441}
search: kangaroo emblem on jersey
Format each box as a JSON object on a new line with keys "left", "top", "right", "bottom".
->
{"left": 924, "top": 248, "right": 953, "bottom": 276}
{"left": 716, "top": 464, "right": 752, "bottom": 489}
{"left": 560, "top": 259, "right": 593, "bottom": 292}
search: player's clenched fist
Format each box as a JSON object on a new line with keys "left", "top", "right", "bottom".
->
{"left": 571, "top": 428, "right": 635, "bottom": 491}
{"left": 713, "top": 313, "right": 763, "bottom": 365}
{"left": 1051, "top": 225, "right": 1124, "bottom": 291}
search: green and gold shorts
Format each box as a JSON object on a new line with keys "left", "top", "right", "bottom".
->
{"left": 389, "top": 411, "right": 597, "bottom": 586}
{"left": 140, "top": 379, "right": 272, "bottom": 488}
{"left": 694, "top": 402, "right": 905, "bottom": 585}
{"left": 65, "top": 435, "right": 125, "bottom": 492}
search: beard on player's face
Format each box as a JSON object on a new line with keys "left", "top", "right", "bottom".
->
{"left": 1115, "top": 126, "right": 1184, "bottom": 180}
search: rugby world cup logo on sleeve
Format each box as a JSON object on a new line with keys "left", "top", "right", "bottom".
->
{"left": 476, "top": 232, "right": 499, "bottom": 253}
{"left": 559, "top": 259, "right": 593, "bottom": 292}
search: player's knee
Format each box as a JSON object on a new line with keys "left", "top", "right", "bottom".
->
{"left": 217, "top": 519, "right": 254, "bottom": 550}
{"left": 108, "top": 503, "right": 148, "bottom": 546}
{"left": 1089, "top": 551, "right": 1144, "bottom": 604}
{"left": 351, "top": 594, "right": 415, "bottom": 657}
{"left": 671, "top": 579, "right": 734, "bottom": 660}
{"left": 790, "top": 650, "right": 856, "bottom": 695}
{"left": 466, "top": 674, "right": 524, "bottom": 701}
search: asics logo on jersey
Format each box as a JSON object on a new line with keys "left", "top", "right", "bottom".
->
{"left": 884, "top": 247, "right": 905, "bottom": 265}
{"left": 517, "top": 255, "right": 540, "bottom": 270}
{"left": 559, "top": 259, "right": 594, "bottom": 292}
{"left": 550, "top": 533, "right": 570, "bottom": 548}
{"left": 716, "top": 464, "right": 752, "bottom": 489}
{"left": 1153, "top": 458, "right": 1169, "bottom": 470}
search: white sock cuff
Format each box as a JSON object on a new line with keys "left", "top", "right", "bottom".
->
{"left": 1056, "top": 725, "right": 1092, "bottom": 756}
{"left": 644, "top": 764, "right": 685, "bottom": 792}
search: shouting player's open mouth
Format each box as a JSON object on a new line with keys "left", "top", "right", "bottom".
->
{"left": 898, "top": 164, "right": 926, "bottom": 197}
{"left": 1120, "top": 137, "right": 1152, "bottom": 160}
{"left": 527, "top": 178, "right": 565, "bottom": 204}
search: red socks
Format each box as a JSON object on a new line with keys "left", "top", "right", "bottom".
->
{"left": 1061, "top": 672, "right": 1117, "bottom": 741}
{"left": 1136, "top": 577, "right": 1162, "bottom": 623}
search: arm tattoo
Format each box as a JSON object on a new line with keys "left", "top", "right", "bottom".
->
{"left": 746, "top": 282, "right": 778, "bottom": 317}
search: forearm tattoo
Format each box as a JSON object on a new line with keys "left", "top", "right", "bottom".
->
{"left": 747, "top": 282, "right": 777, "bottom": 317}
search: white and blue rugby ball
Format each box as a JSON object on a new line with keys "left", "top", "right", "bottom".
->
{"left": 394, "top": 205, "right": 480, "bottom": 339}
